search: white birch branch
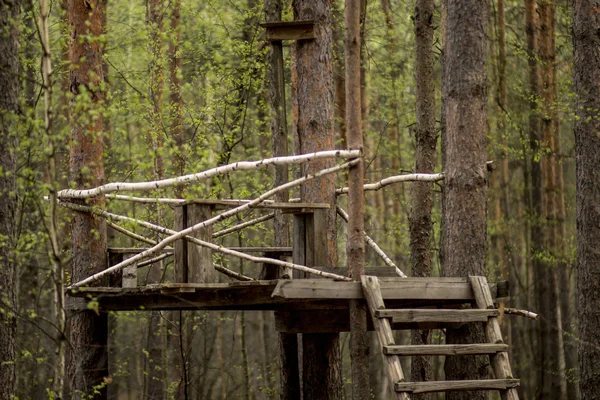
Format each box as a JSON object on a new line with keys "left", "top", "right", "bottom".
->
{"left": 106, "top": 220, "right": 158, "bottom": 245}
{"left": 136, "top": 253, "right": 172, "bottom": 269}
{"left": 336, "top": 206, "right": 408, "bottom": 278}
{"left": 60, "top": 203, "right": 349, "bottom": 285}
{"left": 213, "top": 213, "right": 274, "bottom": 238}
{"left": 106, "top": 195, "right": 185, "bottom": 204}
{"left": 58, "top": 150, "right": 360, "bottom": 199}
{"left": 504, "top": 307, "right": 539, "bottom": 320}
{"left": 214, "top": 264, "right": 256, "bottom": 281}
{"left": 336, "top": 172, "right": 444, "bottom": 195}
{"left": 65, "top": 161, "right": 356, "bottom": 287}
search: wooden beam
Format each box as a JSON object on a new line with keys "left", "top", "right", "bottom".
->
{"left": 260, "top": 20, "right": 316, "bottom": 41}
{"left": 374, "top": 309, "right": 498, "bottom": 323}
{"left": 395, "top": 379, "right": 520, "bottom": 394}
{"left": 383, "top": 344, "right": 508, "bottom": 356}
{"left": 272, "top": 278, "right": 508, "bottom": 301}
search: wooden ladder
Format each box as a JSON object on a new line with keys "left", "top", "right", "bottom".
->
{"left": 361, "top": 275, "right": 520, "bottom": 399}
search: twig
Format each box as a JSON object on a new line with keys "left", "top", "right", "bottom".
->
{"left": 214, "top": 264, "right": 255, "bottom": 281}
{"left": 106, "top": 220, "right": 158, "bottom": 245}
{"left": 504, "top": 307, "right": 539, "bottom": 320}
{"left": 213, "top": 213, "right": 274, "bottom": 238}
{"left": 336, "top": 172, "right": 445, "bottom": 195}
{"left": 58, "top": 150, "right": 360, "bottom": 199}
{"left": 336, "top": 206, "right": 408, "bottom": 277}
{"left": 136, "top": 253, "right": 172, "bottom": 269}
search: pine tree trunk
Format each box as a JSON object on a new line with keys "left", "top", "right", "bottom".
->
{"left": 292, "top": 0, "right": 343, "bottom": 398}
{"left": 0, "top": 0, "right": 18, "bottom": 397}
{"left": 67, "top": 0, "right": 108, "bottom": 397}
{"left": 441, "top": 1, "right": 489, "bottom": 399}
{"left": 410, "top": 0, "right": 435, "bottom": 396}
{"left": 573, "top": 2, "right": 600, "bottom": 399}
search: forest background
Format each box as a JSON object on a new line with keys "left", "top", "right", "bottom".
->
{"left": 0, "top": 0, "right": 591, "bottom": 398}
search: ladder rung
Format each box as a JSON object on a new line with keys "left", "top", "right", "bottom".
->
{"left": 384, "top": 344, "right": 508, "bottom": 356}
{"left": 374, "top": 309, "right": 498, "bottom": 323}
{"left": 395, "top": 379, "right": 520, "bottom": 394}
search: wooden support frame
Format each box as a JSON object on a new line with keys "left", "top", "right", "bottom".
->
{"left": 260, "top": 20, "right": 316, "bottom": 41}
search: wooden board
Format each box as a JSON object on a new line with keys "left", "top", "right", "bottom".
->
{"left": 383, "top": 344, "right": 508, "bottom": 356}
{"left": 375, "top": 309, "right": 498, "bottom": 323}
{"left": 273, "top": 278, "right": 507, "bottom": 301}
{"left": 395, "top": 379, "right": 520, "bottom": 394}
{"left": 260, "top": 20, "right": 316, "bottom": 41}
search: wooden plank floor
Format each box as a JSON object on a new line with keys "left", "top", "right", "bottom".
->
{"left": 66, "top": 278, "right": 508, "bottom": 312}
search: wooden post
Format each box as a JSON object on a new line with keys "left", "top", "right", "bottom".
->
{"left": 174, "top": 203, "right": 216, "bottom": 283}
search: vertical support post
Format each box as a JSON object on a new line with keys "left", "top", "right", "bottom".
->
{"left": 174, "top": 203, "right": 216, "bottom": 283}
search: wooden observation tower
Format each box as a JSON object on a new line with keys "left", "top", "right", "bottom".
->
{"left": 62, "top": 15, "right": 521, "bottom": 400}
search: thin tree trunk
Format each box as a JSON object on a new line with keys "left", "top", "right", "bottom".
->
{"left": 537, "top": 2, "right": 565, "bottom": 398}
{"left": 345, "top": 0, "right": 370, "bottom": 398}
{"left": 0, "top": 0, "right": 18, "bottom": 396}
{"left": 573, "top": 1, "right": 600, "bottom": 399}
{"left": 441, "top": 2, "right": 489, "bottom": 400}
{"left": 524, "top": 1, "right": 541, "bottom": 397}
{"left": 66, "top": 0, "right": 108, "bottom": 397}
{"left": 410, "top": 0, "right": 435, "bottom": 396}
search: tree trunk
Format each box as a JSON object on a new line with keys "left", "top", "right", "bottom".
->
{"left": 573, "top": 2, "right": 600, "bottom": 399}
{"left": 0, "top": 0, "right": 18, "bottom": 397}
{"left": 292, "top": 0, "right": 343, "bottom": 398}
{"left": 410, "top": 0, "right": 436, "bottom": 397}
{"left": 537, "top": 2, "right": 565, "bottom": 398}
{"left": 66, "top": 0, "right": 108, "bottom": 397}
{"left": 441, "top": 1, "right": 489, "bottom": 400}
{"left": 345, "top": 0, "right": 370, "bottom": 398}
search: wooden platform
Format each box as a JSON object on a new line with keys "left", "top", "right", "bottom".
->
{"left": 66, "top": 277, "right": 507, "bottom": 311}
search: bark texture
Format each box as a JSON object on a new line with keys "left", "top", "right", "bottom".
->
{"left": 573, "top": 1, "right": 600, "bottom": 399}
{"left": 292, "top": 0, "right": 343, "bottom": 398}
{"left": 441, "top": 1, "right": 489, "bottom": 399}
{"left": 410, "top": 0, "right": 435, "bottom": 395}
{"left": 0, "top": 0, "right": 18, "bottom": 397}
{"left": 67, "top": 0, "right": 109, "bottom": 397}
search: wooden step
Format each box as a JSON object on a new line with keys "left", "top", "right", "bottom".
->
{"left": 374, "top": 309, "right": 498, "bottom": 323}
{"left": 395, "top": 379, "right": 520, "bottom": 394}
{"left": 383, "top": 343, "right": 508, "bottom": 356}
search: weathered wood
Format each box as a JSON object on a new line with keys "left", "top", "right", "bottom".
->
{"left": 395, "top": 379, "right": 520, "bottom": 394}
{"left": 187, "top": 204, "right": 215, "bottom": 283}
{"left": 361, "top": 276, "right": 409, "bottom": 400}
{"left": 122, "top": 254, "right": 137, "bottom": 288}
{"left": 228, "top": 247, "right": 292, "bottom": 254}
{"left": 273, "top": 278, "right": 507, "bottom": 301}
{"left": 260, "top": 20, "right": 316, "bottom": 41}
{"left": 187, "top": 199, "right": 329, "bottom": 210}
{"left": 469, "top": 276, "right": 519, "bottom": 400}
{"left": 383, "top": 344, "right": 508, "bottom": 356}
{"left": 109, "top": 247, "right": 174, "bottom": 254}
{"left": 174, "top": 206, "right": 187, "bottom": 283}
{"left": 375, "top": 309, "right": 497, "bottom": 323}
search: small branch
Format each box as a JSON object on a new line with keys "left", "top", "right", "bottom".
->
{"left": 504, "top": 307, "right": 539, "bottom": 320}
{"left": 213, "top": 213, "right": 274, "bottom": 239}
{"left": 336, "top": 206, "right": 408, "bottom": 277}
{"left": 61, "top": 206, "right": 352, "bottom": 287}
{"left": 106, "top": 195, "right": 185, "bottom": 204}
{"left": 58, "top": 150, "right": 360, "bottom": 199}
{"left": 107, "top": 220, "right": 158, "bottom": 245}
{"left": 336, "top": 172, "right": 445, "bottom": 195}
{"left": 214, "top": 264, "right": 255, "bottom": 281}
{"left": 136, "top": 253, "right": 172, "bottom": 269}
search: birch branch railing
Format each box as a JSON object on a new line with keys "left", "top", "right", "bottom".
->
{"left": 61, "top": 203, "right": 349, "bottom": 286}
{"left": 58, "top": 150, "right": 360, "bottom": 199}
{"left": 66, "top": 160, "right": 357, "bottom": 287}
{"left": 336, "top": 172, "right": 444, "bottom": 195}
{"left": 336, "top": 206, "right": 407, "bottom": 277}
